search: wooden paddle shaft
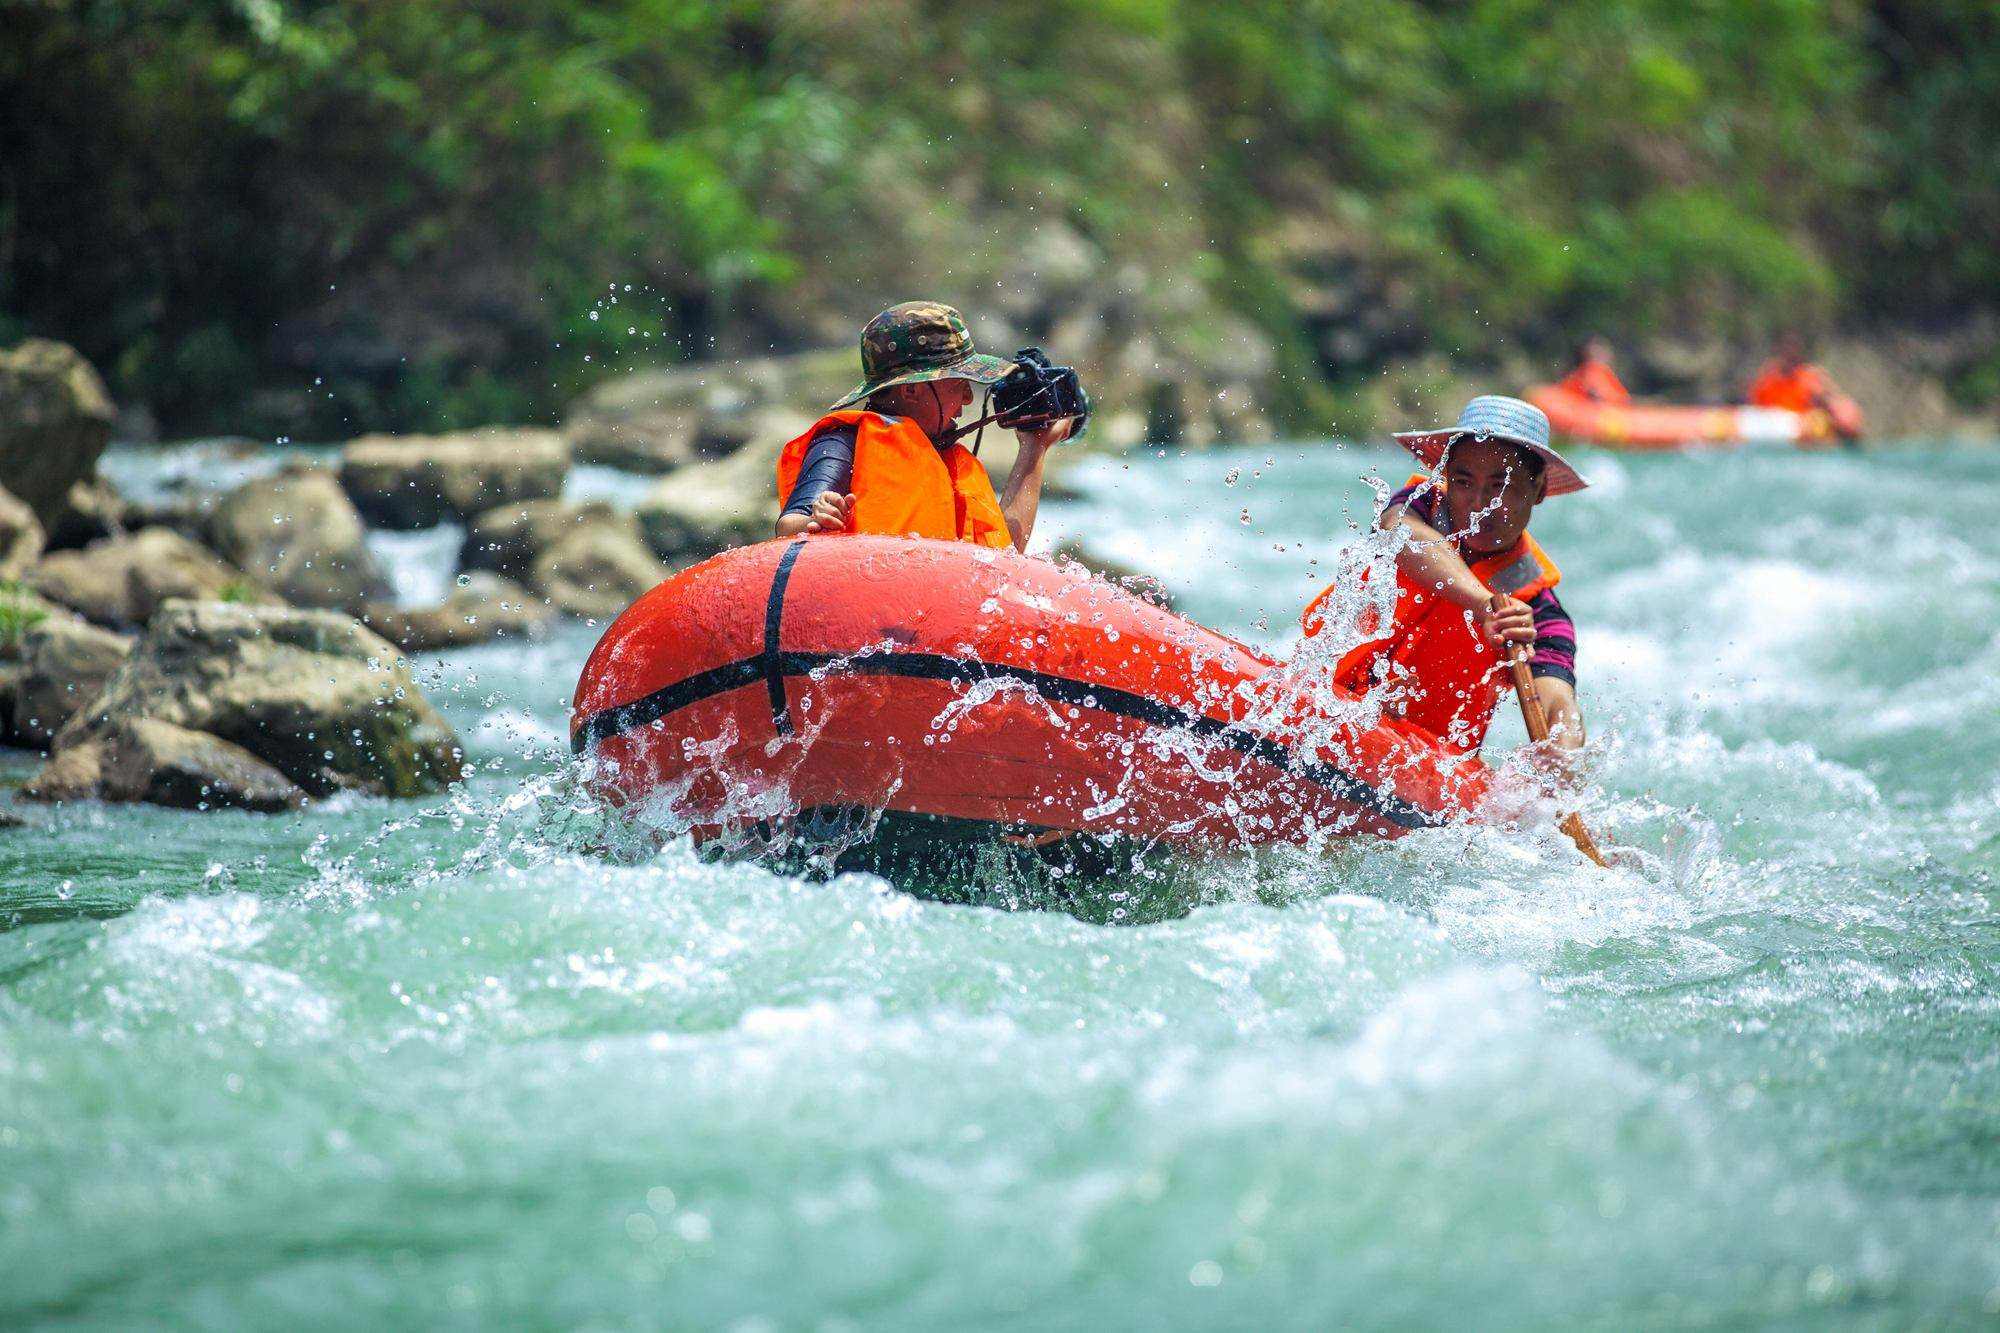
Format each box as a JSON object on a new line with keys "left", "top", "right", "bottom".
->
{"left": 1506, "top": 648, "right": 1554, "bottom": 741}
{"left": 1506, "top": 642, "right": 1610, "bottom": 867}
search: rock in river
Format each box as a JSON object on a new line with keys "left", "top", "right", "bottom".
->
{"left": 460, "top": 499, "right": 630, "bottom": 583}
{"left": 0, "top": 484, "right": 46, "bottom": 580}
{"left": 461, "top": 498, "right": 669, "bottom": 618}
{"left": 635, "top": 412, "right": 804, "bottom": 563}
{"left": 208, "top": 466, "right": 391, "bottom": 613}
{"left": 9, "top": 616, "right": 132, "bottom": 747}
{"left": 0, "top": 583, "right": 78, "bottom": 665}
{"left": 44, "top": 477, "right": 134, "bottom": 551}
{"left": 28, "top": 718, "right": 306, "bottom": 814}
{"left": 563, "top": 350, "right": 850, "bottom": 474}
{"left": 339, "top": 428, "right": 570, "bottom": 529}
{"left": 25, "top": 600, "right": 464, "bottom": 809}
{"left": 27, "top": 527, "right": 273, "bottom": 629}
{"left": 360, "top": 573, "right": 553, "bottom": 653}
{"left": 0, "top": 339, "right": 116, "bottom": 529}
{"left": 531, "top": 522, "right": 672, "bottom": 620}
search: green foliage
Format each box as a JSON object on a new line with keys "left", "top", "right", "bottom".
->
{"left": 1860, "top": 0, "right": 2000, "bottom": 309}
{"left": 0, "top": 0, "right": 1993, "bottom": 434}
{"left": 0, "top": 583, "right": 51, "bottom": 654}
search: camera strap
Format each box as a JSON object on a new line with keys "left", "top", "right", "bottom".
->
{"left": 943, "top": 378, "right": 1069, "bottom": 451}
{"left": 943, "top": 386, "right": 1001, "bottom": 454}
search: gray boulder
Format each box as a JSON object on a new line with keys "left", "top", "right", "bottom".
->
{"left": 563, "top": 350, "right": 849, "bottom": 473}
{"left": 0, "top": 339, "right": 116, "bottom": 528}
{"left": 122, "top": 488, "right": 220, "bottom": 545}
{"left": 460, "top": 497, "right": 666, "bottom": 618}
{"left": 0, "top": 485, "right": 45, "bottom": 580}
{"left": 28, "top": 600, "right": 463, "bottom": 807}
{"left": 28, "top": 527, "right": 272, "bottom": 629}
{"left": 635, "top": 412, "right": 803, "bottom": 564}
{"left": 0, "top": 583, "right": 77, "bottom": 663}
{"left": 531, "top": 523, "right": 671, "bottom": 620}
{"left": 360, "top": 573, "right": 553, "bottom": 653}
{"left": 10, "top": 617, "right": 132, "bottom": 747}
{"left": 209, "top": 466, "right": 391, "bottom": 613}
{"left": 27, "top": 718, "right": 306, "bottom": 814}
{"left": 339, "top": 429, "right": 570, "bottom": 529}
{"left": 566, "top": 399, "right": 700, "bottom": 474}
{"left": 43, "top": 477, "right": 132, "bottom": 551}
{"left": 460, "top": 499, "right": 630, "bottom": 582}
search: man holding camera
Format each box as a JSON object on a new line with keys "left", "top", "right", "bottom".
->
{"left": 775, "top": 302, "right": 1078, "bottom": 553}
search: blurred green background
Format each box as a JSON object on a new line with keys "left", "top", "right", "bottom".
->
{"left": 3, "top": 0, "right": 1995, "bottom": 437}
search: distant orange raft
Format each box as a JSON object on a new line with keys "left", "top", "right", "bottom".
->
{"left": 570, "top": 536, "right": 1493, "bottom": 856}
{"left": 1527, "top": 384, "right": 1861, "bottom": 451}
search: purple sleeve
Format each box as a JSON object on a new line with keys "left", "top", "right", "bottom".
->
{"left": 1526, "top": 588, "right": 1576, "bottom": 686}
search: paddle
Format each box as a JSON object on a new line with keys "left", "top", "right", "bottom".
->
{"left": 1506, "top": 644, "right": 1610, "bottom": 867}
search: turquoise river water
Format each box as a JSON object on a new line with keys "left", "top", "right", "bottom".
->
{"left": 3, "top": 439, "right": 1998, "bottom": 1328}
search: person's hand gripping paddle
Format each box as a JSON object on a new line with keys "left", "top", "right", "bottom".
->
{"left": 1505, "top": 642, "right": 1610, "bottom": 867}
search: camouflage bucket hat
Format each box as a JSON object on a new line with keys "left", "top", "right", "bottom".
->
{"left": 831, "top": 301, "right": 1017, "bottom": 409}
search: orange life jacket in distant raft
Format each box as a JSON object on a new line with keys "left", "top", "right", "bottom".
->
{"left": 1556, "top": 360, "right": 1631, "bottom": 405}
{"left": 1746, "top": 361, "right": 1831, "bottom": 413}
{"left": 776, "top": 411, "right": 1012, "bottom": 549}
{"left": 1301, "top": 481, "right": 1562, "bottom": 755}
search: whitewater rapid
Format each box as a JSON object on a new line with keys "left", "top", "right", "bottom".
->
{"left": 3, "top": 439, "right": 1996, "bottom": 1325}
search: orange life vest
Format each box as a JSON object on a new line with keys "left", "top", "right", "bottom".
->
{"left": 776, "top": 411, "right": 1012, "bottom": 549}
{"left": 1301, "top": 478, "right": 1561, "bottom": 755}
{"left": 1557, "top": 360, "right": 1631, "bottom": 405}
{"left": 1746, "top": 361, "right": 1830, "bottom": 413}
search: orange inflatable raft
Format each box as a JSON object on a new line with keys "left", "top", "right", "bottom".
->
{"left": 1527, "top": 384, "right": 1858, "bottom": 451}
{"left": 570, "top": 536, "right": 1494, "bottom": 862}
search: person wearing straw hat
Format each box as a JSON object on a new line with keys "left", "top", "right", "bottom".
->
{"left": 1301, "top": 394, "right": 1589, "bottom": 759}
{"left": 775, "top": 302, "right": 1074, "bottom": 552}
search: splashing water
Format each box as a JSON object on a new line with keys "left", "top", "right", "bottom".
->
{"left": 2, "top": 440, "right": 1997, "bottom": 1325}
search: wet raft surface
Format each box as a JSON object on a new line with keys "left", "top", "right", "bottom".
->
{"left": 3, "top": 441, "right": 1998, "bottom": 1325}
{"left": 571, "top": 534, "right": 1489, "bottom": 856}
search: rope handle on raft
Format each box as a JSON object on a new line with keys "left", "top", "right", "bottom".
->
{"left": 1505, "top": 643, "right": 1610, "bottom": 867}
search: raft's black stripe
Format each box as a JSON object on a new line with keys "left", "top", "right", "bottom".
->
{"left": 762, "top": 540, "right": 807, "bottom": 735}
{"left": 790, "top": 651, "right": 1435, "bottom": 827}
{"left": 575, "top": 646, "right": 1444, "bottom": 830}
{"left": 574, "top": 657, "right": 767, "bottom": 751}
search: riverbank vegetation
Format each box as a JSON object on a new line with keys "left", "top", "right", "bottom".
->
{"left": 4, "top": 0, "right": 1995, "bottom": 437}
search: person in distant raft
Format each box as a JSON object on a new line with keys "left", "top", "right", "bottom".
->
{"left": 1302, "top": 395, "right": 1588, "bottom": 759}
{"left": 1555, "top": 335, "right": 1631, "bottom": 404}
{"left": 1746, "top": 334, "right": 1863, "bottom": 439}
{"left": 775, "top": 302, "right": 1075, "bottom": 552}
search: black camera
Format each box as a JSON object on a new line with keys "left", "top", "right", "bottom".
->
{"left": 991, "top": 347, "right": 1089, "bottom": 439}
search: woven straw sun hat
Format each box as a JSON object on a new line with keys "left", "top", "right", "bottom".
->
{"left": 1393, "top": 395, "right": 1588, "bottom": 496}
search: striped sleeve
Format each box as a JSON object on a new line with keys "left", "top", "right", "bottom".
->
{"left": 1526, "top": 588, "right": 1576, "bottom": 687}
